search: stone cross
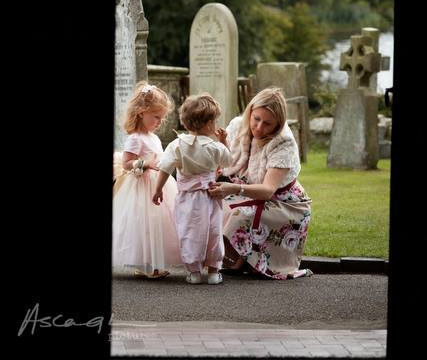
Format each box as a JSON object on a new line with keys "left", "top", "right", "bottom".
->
{"left": 327, "top": 27, "right": 390, "bottom": 170}
{"left": 339, "top": 34, "right": 382, "bottom": 90}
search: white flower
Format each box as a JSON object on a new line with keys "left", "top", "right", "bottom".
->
{"left": 131, "top": 168, "right": 144, "bottom": 177}
{"left": 240, "top": 205, "right": 256, "bottom": 217}
{"left": 281, "top": 230, "right": 300, "bottom": 251}
{"left": 250, "top": 223, "right": 269, "bottom": 245}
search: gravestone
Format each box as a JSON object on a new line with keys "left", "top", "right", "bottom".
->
{"left": 190, "top": 3, "right": 239, "bottom": 129}
{"left": 327, "top": 29, "right": 388, "bottom": 169}
{"left": 256, "top": 62, "right": 310, "bottom": 161}
{"left": 114, "top": 0, "right": 148, "bottom": 150}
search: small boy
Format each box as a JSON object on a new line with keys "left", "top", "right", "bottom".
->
{"left": 152, "top": 93, "right": 232, "bottom": 284}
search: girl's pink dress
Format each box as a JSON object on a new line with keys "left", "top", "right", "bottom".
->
{"left": 113, "top": 132, "right": 182, "bottom": 272}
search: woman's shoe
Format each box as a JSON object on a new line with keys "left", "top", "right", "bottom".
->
{"left": 186, "top": 272, "right": 202, "bottom": 284}
{"left": 208, "top": 272, "right": 223, "bottom": 285}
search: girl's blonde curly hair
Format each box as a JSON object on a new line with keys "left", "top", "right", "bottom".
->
{"left": 123, "top": 81, "right": 174, "bottom": 134}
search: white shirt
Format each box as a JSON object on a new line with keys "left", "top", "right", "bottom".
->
{"left": 158, "top": 133, "right": 232, "bottom": 176}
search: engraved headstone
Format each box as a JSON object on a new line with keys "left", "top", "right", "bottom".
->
{"left": 189, "top": 3, "right": 239, "bottom": 129}
{"left": 114, "top": 0, "right": 148, "bottom": 150}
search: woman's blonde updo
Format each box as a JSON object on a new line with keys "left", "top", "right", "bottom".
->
{"left": 239, "top": 87, "right": 288, "bottom": 145}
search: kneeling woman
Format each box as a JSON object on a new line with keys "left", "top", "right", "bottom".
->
{"left": 208, "top": 87, "right": 312, "bottom": 280}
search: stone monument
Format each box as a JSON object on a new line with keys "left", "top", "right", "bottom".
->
{"left": 189, "top": 3, "right": 239, "bottom": 129}
{"left": 148, "top": 65, "right": 189, "bottom": 149}
{"left": 114, "top": 0, "right": 149, "bottom": 150}
{"left": 256, "top": 62, "right": 310, "bottom": 161}
{"left": 327, "top": 28, "right": 389, "bottom": 169}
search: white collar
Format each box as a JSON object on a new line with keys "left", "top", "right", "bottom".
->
{"left": 176, "top": 133, "right": 214, "bottom": 146}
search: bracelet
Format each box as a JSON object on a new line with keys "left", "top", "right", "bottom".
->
{"left": 239, "top": 184, "right": 245, "bottom": 196}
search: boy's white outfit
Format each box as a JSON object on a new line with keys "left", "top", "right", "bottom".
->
{"left": 158, "top": 133, "right": 232, "bottom": 273}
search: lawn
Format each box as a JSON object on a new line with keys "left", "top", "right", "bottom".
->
{"left": 299, "top": 149, "right": 390, "bottom": 259}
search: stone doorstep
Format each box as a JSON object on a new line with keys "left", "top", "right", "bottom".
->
{"left": 301, "top": 256, "right": 387, "bottom": 274}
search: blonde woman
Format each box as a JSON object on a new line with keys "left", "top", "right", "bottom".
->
{"left": 208, "top": 87, "right": 313, "bottom": 280}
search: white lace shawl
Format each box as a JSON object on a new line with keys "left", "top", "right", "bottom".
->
{"left": 222, "top": 116, "right": 301, "bottom": 187}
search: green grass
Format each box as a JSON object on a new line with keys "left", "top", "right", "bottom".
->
{"left": 299, "top": 149, "right": 390, "bottom": 259}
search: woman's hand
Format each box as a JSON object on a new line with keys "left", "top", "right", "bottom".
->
{"left": 208, "top": 182, "right": 239, "bottom": 199}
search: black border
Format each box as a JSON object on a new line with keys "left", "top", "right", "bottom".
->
{"left": 9, "top": 1, "right": 114, "bottom": 358}
{"left": 10, "top": 0, "right": 421, "bottom": 359}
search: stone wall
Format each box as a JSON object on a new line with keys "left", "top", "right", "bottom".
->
{"left": 148, "top": 65, "right": 189, "bottom": 149}
{"left": 310, "top": 115, "right": 391, "bottom": 159}
{"left": 146, "top": 64, "right": 303, "bottom": 155}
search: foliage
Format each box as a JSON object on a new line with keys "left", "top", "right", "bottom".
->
{"left": 308, "top": 0, "right": 394, "bottom": 38}
{"left": 308, "top": 83, "right": 393, "bottom": 119}
{"left": 268, "top": 2, "right": 330, "bottom": 97}
{"left": 142, "top": 0, "right": 393, "bottom": 103}
{"left": 143, "top": 0, "right": 330, "bottom": 80}
{"left": 309, "top": 83, "right": 338, "bottom": 118}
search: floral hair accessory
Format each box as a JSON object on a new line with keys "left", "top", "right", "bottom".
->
{"left": 141, "top": 84, "right": 156, "bottom": 95}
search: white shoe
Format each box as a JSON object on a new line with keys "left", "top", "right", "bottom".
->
{"left": 186, "top": 272, "right": 202, "bottom": 284}
{"left": 207, "top": 272, "right": 223, "bottom": 285}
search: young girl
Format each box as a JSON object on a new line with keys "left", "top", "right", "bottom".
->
{"left": 113, "top": 81, "right": 181, "bottom": 278}
{"left": 152, "top": 93, "right": 232, "bottom": 285}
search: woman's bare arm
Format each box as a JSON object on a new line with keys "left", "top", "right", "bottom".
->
{"left": 208, "top": 168, "right": 290, "bottom": 200}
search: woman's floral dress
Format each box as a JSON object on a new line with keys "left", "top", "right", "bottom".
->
{"left": 222, "top": 117, "right": 312, "bottom": 279}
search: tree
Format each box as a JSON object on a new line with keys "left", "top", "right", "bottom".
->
{"left": 265, "top": 2, "right": 329, "bottom": 96}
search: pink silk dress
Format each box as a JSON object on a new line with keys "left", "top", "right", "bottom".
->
{"left": 112, "top": 132, "right": 182, "bottom": 272}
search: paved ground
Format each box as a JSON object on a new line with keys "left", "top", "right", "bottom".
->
{"left": 112, "top": 266, "right": 388, "bottom": 328}
{"left": 111, "top": 265, "right": 388, "bottom": 357}
{"left": 111, "top": 321, "right": 386, "bottom": 357}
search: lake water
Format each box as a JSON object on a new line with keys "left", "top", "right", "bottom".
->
{"left": 320, "top": 32, "right": 394, "bottom": 93}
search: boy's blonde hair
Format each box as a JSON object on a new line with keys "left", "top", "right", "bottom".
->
{"left": 123, "top": 81, "right": 174, "bottom": 134}
{"left": 239, "top": 87, "right": 287, "bottom": 145}
{"left": 179, "top": 93, "right": 221, "bottom": 131}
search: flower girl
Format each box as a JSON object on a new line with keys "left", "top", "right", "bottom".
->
{"left": 113, "top": 81, "right": 181, "bottom": 278}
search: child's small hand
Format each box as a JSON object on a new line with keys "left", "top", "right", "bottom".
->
{"left": 214, "top": 128, "right": 228, "bottom": 145}
{"left": 152, "top": 191, "right": 163, "bottom": 205}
